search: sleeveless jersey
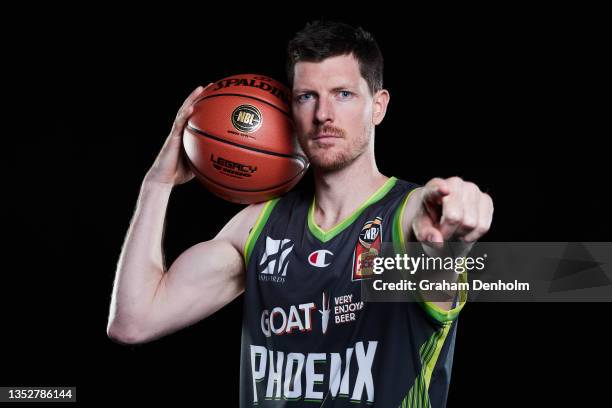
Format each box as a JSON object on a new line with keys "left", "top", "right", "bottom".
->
{"left": 239, "top": 177, "right": 466, "bottom": 407}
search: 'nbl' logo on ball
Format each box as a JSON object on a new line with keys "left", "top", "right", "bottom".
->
{"left": 231, "top": 104, "right": 262, "bottom": 133}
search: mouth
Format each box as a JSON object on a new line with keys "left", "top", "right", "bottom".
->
{"left": 312, "top": 134, "right": 342, "bottom": 140}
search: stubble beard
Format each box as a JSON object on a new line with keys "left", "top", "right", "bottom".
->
{"left": 299, "top": 123, "right": 372, "bottom": 172}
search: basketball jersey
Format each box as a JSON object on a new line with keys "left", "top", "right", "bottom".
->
{"left": 239, "top": 177, "right": 466, "bottom": 407}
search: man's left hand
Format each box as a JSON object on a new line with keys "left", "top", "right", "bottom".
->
{"left": 412, "top": 177, "right": 494, "bottom": 245}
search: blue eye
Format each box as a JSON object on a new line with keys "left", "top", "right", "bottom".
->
{"left": 339, "top": 91, "right": 353, "bottom": 98}
{"left": 297, "top": 93, "right": 313, "bottom": 103}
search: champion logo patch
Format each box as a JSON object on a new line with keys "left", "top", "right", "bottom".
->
{"left": 308, "top": 250, "right": 333, "bottom": 267}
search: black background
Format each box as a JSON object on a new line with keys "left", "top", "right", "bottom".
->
{"left": 5, "top": 5, "right": 609, "bottom": 406}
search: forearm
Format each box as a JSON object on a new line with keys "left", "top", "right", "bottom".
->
{"left": 108, "top": 180, "right": 174, "bottom": 333}
{"left": 404, "top": 194, "right": 462, "bottom": 309}
{"left": 404, "top": 176, "right": 492, "bottom": 311}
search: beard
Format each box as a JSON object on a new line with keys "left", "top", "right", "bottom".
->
{"left": 298, "top": 123, "right": 372, "bottom": 172}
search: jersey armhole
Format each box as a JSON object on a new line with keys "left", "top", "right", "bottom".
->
{"left": 391, "top": 188, "right": 468, "bottom": 325}
{"left": 243, "top": 198, "right": 280, "bottom": 266}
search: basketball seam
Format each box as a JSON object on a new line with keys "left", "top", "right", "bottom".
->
{"left": 194, "top": 93, "right": 291, "bottom": 118}
{"left": 189, "top": 160, "right": 308, "bottom": 193}
{"left": 185, "top": 125, "right": 308, "bottom": 166}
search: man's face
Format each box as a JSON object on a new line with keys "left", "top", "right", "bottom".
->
{"left": 291, "top": 54, "right": 376, "bottom": 172}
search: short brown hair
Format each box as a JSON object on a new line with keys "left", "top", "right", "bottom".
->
{"left": 286, "top": 20, "right": 384, "bottom": 95}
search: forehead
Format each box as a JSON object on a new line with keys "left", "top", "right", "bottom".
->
{"left": 292, "top": 54, "right": 366, "bottom": 90}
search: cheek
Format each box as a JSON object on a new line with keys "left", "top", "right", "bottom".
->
{"left": 342, "top": 100, "right": 370, "bottom": 119}
{"left": 292, "top": 107, "right": 312, "bottom": 129}
{"left": 342, "top": 104, "right": 371, "bottom": 132}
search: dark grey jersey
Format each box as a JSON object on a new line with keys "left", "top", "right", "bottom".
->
{"left": 240, "top": 177, "right": 465, "bottom": 407}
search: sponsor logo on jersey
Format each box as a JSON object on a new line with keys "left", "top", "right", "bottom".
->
{"left": 259, "top": 236, "right": 294, "bottom": 284}
{"left": 352, "top": 217, "right": 383, "bottom": 281}
{"left": 333, "top": 293, "right": 364, "bottom": 324}
{"left": 260, "top": 290, "right": 365, "bottom": 340}
{"left": 308, "top": 249, "right": 333, "bottom": 267}
{"left": 261, "top": 292, "right": 332, "bottom": 337}
{"left": 319, "top": 292, "right": 330, "bottom": 334}
{"left": 249, "top": 341, "right": 377, "bottom": 404}
{"left": 261, "top": 302, "right": 316, "bottom": 337}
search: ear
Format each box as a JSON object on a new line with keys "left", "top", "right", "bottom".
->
{"left": 372, "top": 89, "right": 390, "bottom": 125}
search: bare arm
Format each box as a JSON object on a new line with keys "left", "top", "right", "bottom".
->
{"left": 106, "top": 84, "right": 265, "bottom": 344}
{"left": 107, "top": 183, "right": 264, "bottom": 344}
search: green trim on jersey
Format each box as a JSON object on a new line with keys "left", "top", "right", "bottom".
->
{"left": 419, "top": 272, "right": 468, "bottom": 322}
{"left": 307, "top": 176, "right": 398, "bottom": 243}
{"left": 399, "top": 324, "right": 453, "bottom": 408}
{"left": 392, "top": 187, "right": 419, "bottom": 254}
{"left": 391, "top": 188, "right": 467, "bottom": 324}
{"left": 243, "top": 198, "right": 280, "bottom": 266}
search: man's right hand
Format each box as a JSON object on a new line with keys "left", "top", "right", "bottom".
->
{"left": 144, "top": 84, "right": 213, "bottom": 186}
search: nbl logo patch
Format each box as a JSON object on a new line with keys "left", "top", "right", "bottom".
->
{"left": 352, "top": 217, "right": 383, "bottom": 281}
{"left": 231, "top": 104, "right": 262, "bottom": 133}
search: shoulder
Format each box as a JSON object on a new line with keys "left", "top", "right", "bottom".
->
{"left": 213, "top": 189, "right": 308, "bottom": 260}
{"left": 394, "top": 178, "right": 421, "bottom": 194}
{"left": 213, "top": 200, "right": 271, "bottom": 260}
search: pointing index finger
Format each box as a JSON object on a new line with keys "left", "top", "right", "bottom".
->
{"left": 422, "top": 178, "right": 451, "bottom": 206}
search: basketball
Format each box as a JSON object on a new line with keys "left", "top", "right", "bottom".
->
{"left": 182, "top": 74, "right": 309, "bottom": 204}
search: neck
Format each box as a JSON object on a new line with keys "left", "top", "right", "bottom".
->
{"left": 312, "top": 149, "right": 389, "bottom": 230}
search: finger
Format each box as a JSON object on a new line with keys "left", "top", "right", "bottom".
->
{"left": 422, "top": 178, "right": 451, "bottom": 207}
{"left": 169, "top": 84, "right": 213, "bottom": 138}
{"left": 187, "top": 82, "right": 217, "bottom": 108}
{"left": 455, "top": 184, "right": 480, "bottom": 241}
{"left": 180, "top": 83, "right": 212, "bottom": 112}
{"left": 439, "top": 191, "right": 465, "bottom": 240}
{"left": 413, "top": 215, "right": 444, "bottom": 245}
{"left": 174, "top": 83, "right": 214, "bottom": 123}
{"left": 462, "top": 193, "right": 493, "bottom": 242}
{"left": 176, "top": 103, "right": 195, "bottom": 125}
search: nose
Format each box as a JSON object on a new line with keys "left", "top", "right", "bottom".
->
{"left": 314, "top": 95, "right": 334, "bottom": 125}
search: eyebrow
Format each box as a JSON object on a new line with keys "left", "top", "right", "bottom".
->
{"left": 293, "top": 85, "right": 356, "bottom": 94}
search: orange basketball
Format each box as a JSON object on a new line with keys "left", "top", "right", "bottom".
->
{"left": 183, "top": 74, "right": 309, "bottom": 204}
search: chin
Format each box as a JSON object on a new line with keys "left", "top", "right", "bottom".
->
{"left": 308, "top": 150, "right": 357, "bottom": 172}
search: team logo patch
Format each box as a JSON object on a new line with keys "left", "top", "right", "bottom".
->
{"left": 259, "top": 236, "right": 294, "bottom": 284}
{"left": 352, "top": 217, "right": 383, "bottom": 281}
{"left": 308, "top": 249, "right": 333, "bottom": 267}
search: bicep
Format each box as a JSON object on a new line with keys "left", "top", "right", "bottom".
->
{"left": 142, "top": 239, "right": 245, "bottom": 341}
{"left": 138, "top": 202, "right": 267, "bottom": 341}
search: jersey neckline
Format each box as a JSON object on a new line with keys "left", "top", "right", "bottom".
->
{"left": 307, "top": 176, "right": 398, "bottom": 243}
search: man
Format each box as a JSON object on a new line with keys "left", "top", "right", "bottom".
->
{"left": 107, "top": 21, "right": 493, "bottom": 407}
